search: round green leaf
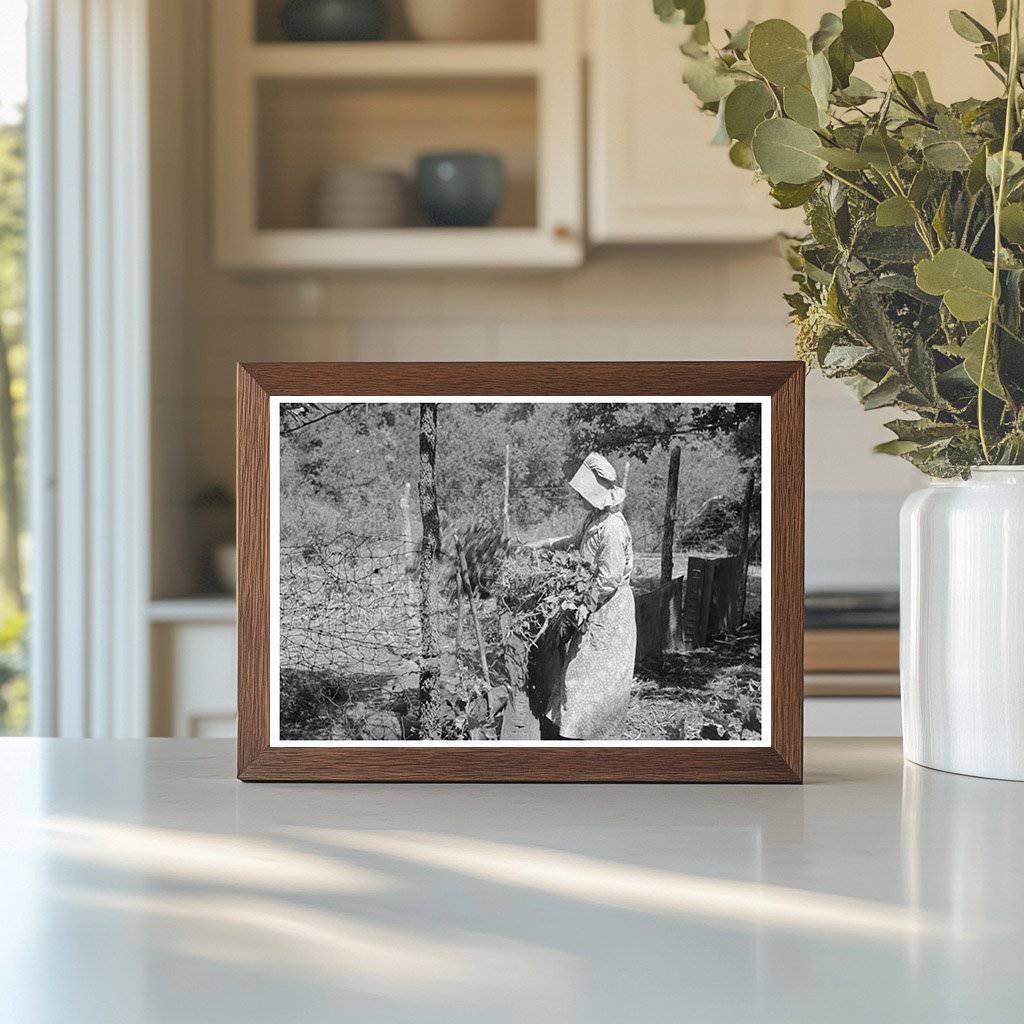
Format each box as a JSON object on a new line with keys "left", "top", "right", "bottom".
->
{"left": 814, "top": 145, "right": 871, "bottom": 170}
{"left": 681, "top": 55, "right": 736, "bottom": 103}
{"left": 875, "top": 196, "right": 918, "bottom": 228}
{"left": 807, "top": 51, "right": 833, "bottom": 109}
{"left": 748, "top": 19, "right": 810, "bottom": 86}
{"left": 986, "top": 150, "right": 1024, "bottom": 189}
{"left": 811, "top": 12, "right": 843, "bottom": 54}
{"left": 967, "top": 143, "right": 994, "bottom": 194}
{"left": 959, "top": 325, "right": 1007, "bottom": 398}
{"left": 836, "top": 75, "right": 876, "bottom": 105}
{"left": 923, "top": 141, "right": 973, "bottom": 171}
{"left": 828, "top": 35, "right": 855, "bottom": 88}
{"left": 860, "top": 133, "right": 905, "bottom": 172}
{"left": 752, "top": 117, "right": 826, "bottom": 184}
{"left": 1000, "top": 202, "right": 1024, "bottom": 242}
{"left": 783, "top": 83, "right": 821, "bottom": 129}
{"left": 874, "top": 439, "right": 922, "bottom": 456}
{"left": 770, "top": 179, "right": 820, "bottom": 209}
{"left": 724, "top": 20, "right": 755, "bottom": 53}
{"left": 842, "top": 1, "right": 894, "bottom": 59}
{"left": 948, "top": 10, "right": 993, "bottom": 44}
{"left": 654, "top": 0, "right": 705, "bottom": 25}
{"left": 729, "top": 140, "right": 758, "bottom": 170}
{"left": 914, "top": 249, "right": 994, "bottom": 321}
{"left": 723, "top": 81, "right": 775, "bottom": 143}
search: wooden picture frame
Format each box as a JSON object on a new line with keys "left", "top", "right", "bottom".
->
{"left": 237, "top": 362, "right": 804, "bottom": 782}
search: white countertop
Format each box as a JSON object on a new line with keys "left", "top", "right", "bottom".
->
{"left": 1, "top": 738, "right": 1021, "bottom": 1023}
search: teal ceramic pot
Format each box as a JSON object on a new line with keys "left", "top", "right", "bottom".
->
{"left": 415, "top": 152, "right": 505, "bottom": 227}
{"left": 280, "top": 0, "right": 388, "bottom": 42}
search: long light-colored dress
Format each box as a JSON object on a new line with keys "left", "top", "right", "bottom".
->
{"left": 544, "top": 509, "right": 636, "bottom": 739}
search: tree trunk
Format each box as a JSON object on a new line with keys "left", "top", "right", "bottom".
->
{"left": 417, "top": 403, "right": 442, "bottom": 720}
{"left": 502, "top": 443, "right": 511, "bottom": 539}
{"left": 0, "top": 326, "right": 22, "bottom": 609}
{"left": 738, "top": 470, "right": 756, "bottom": 622}
{"left": 660, "top": 445, "right": 682, "bottom": 585}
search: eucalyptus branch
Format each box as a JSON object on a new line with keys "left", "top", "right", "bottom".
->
{"left": 821, "top": 167, "right": 879, "bottom": 204}
{"left": 979, "top": 0, "right": 1021, "bottom": 462}
{"left": 880, "top": 54, "right": 930, "bottom": 120}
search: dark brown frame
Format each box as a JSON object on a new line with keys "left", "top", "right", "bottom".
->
{"left": 237, "top": 362, "right": 804, "bottom": 782}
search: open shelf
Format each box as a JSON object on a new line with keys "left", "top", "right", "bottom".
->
{"left": 249, "top": 42, "right": 544, "bottom": 78}
{"left": 257, "top": 76, "right": 537, "bottom": 232}
{"left": 223, "top": 227, "right": 579, "bottom": 269}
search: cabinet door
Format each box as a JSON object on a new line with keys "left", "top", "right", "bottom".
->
{"left": 588, "top": 1, "right": 813, "bottom": 243}
{"left": 588, "top": 0, "right": 998, "bottom": 244}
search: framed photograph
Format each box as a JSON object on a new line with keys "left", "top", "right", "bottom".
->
{"left": 237, "top": 362, "right": 803, "bottom": 782}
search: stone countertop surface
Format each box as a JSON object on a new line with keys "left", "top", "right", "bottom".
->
{"left": 1, "top": 738, "right": 1021, "bottom": 1023}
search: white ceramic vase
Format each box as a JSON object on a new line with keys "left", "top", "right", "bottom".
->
{"left": 900, "top": 467, "right": 1024, "bottom": 780}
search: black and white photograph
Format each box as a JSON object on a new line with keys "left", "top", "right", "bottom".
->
{"left": 270, "top": 396, "right": 770, "bottom": 745}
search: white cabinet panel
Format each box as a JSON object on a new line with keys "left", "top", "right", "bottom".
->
{"left": 151, "top": 621, "right": 236, "bottom": 738}
{"left": 588, "top": 1, "right": 812, "bottom": 242}
{"left": 587, "top": 1, "right": 1000, "bottom": 243}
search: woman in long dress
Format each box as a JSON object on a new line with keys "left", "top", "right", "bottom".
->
{"left": 530, "top": 453, "right": 637, "bottom": 740}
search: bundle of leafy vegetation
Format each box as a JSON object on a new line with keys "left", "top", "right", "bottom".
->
{"left": 661, "top": 0, "right": 1024, "bottom": 474}
{"left": 495, "top": 547, "right": 604, "bottom": 653}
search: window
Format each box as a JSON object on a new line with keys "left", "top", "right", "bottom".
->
{"left": 0, "top": 0, "right": 28, "bottom": 734}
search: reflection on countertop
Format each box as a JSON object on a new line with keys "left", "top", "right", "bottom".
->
{"left": 1, "top": 738, "right": 1022, "bottom": 1023}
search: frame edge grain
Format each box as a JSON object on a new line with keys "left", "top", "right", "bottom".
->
{"left": 770, "top": 362, "right": 805, "bottom": 782}
{"left": 237, "top": 365, "right": 271, "bottom": 778}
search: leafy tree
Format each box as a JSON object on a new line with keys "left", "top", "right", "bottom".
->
{"left": 569, "top": 402, "right": 760, "bottom": 464}
{"left": 0, "top": 109, "right": 26, "bottom": 733}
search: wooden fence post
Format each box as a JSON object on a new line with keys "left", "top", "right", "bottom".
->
{"left": 503, "top": 443, "right": 511, "bottom": 539}
{"left": 660, "top": 445, "right": 682, "bottom": 585}
{"left": 417, "top": 404, "right": 442, "bottom": 717}
{"left": 400, "top": 482, "right": 420, "bottom": 665}
{"left": 738, "top": 470, "right": 756, "bottom": 623}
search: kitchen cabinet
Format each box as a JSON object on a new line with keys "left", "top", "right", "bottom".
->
{"left": 587, "top": 0, "right": 999, "bottom": 244}
{"left": 212, "top": 0, "right": 583, "bottom": 269}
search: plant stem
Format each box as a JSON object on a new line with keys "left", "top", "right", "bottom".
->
{"left": 750, "top": 69, "right": 783, "bottom": 116}
{"left": 880, "top": 54, "right": 930, "bottom": 120}
{"left": 979, "top": 0, "right": 1021, "bottom": 462}
{"left": 821, "top": 167, "right": 879, "bottom": 203}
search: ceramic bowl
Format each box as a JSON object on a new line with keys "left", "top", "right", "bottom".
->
{"left": 315, "top": 168, "right": 409, "bottom": 228}
{"left": 281, "top": 0, "right": 388, "bottom": 42}
{"left": 414, "top": 152, "right": 505, "bottom": 228}
{"left": 403, "top": 0, "right": 533, "bottom": 42}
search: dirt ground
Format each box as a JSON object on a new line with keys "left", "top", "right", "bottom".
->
{"left": 624, "top": 558, "right": 763, "bottom": 741}
{"left": 623, "top": 622, "right": 762, "bottom": 740}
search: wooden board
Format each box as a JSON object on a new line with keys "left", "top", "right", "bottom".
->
{"left": 804, "top": 629, "right": 899, "bottom": 675}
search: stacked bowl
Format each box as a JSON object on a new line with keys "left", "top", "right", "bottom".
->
{"left": 314, "top": 167, "right": 409, "bottom": 229}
